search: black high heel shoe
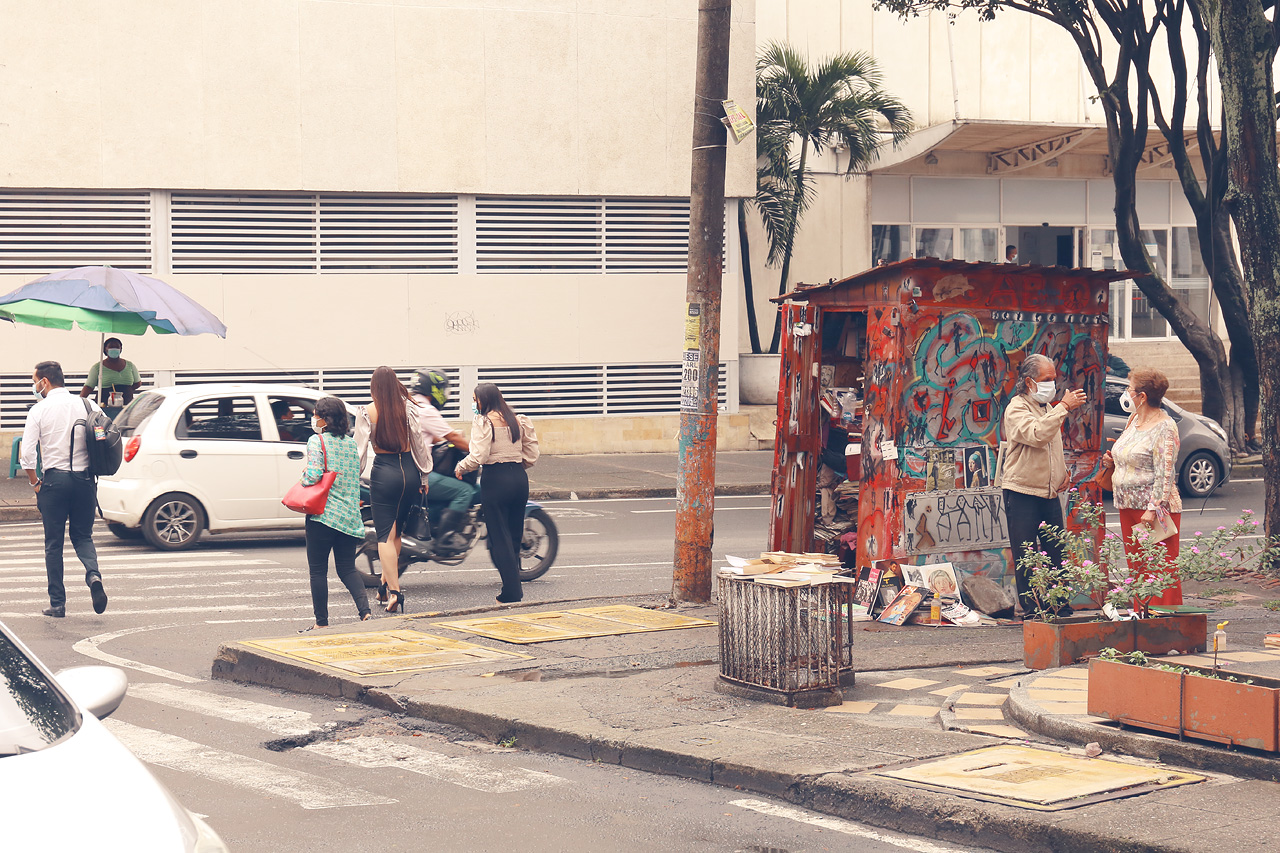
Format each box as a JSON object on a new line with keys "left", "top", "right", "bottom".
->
{"left": 385, "top": 589, "right": 405, "bottom": 613}
{"left": 377, "top": 581, "right": 388, "bottom": 604}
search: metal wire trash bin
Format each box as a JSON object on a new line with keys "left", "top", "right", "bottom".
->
{"left": 716, "top": 574, "right": 856, "bottom": 707}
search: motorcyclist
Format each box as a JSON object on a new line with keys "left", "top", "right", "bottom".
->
{"left": 410, "top": 368, "right": 475, "bottom": 554}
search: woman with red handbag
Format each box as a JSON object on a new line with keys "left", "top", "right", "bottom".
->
{"left": 299, "top": 397, "right": 370, "bottom": 631}
{"left": 355, "top": 367, "right": 433, "bottom": 613}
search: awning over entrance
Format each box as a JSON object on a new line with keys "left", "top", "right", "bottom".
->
{"left": 870, "top": 120, "right": 1202, "bottom": 176}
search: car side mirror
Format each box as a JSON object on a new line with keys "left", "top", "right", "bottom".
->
{"left": 54, "top": 665, "right": 128, "bottom": 720}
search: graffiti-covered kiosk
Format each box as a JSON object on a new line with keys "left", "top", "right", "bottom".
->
{"left": 767, "top": 259, "right": 1130, "bottom": 595}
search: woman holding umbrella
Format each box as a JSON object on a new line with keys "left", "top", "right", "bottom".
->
{"left": 80, "top": 337, "right": 141, "bottom": 419}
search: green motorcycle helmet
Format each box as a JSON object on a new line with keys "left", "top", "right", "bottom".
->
{"left": 412, "top": 368, "right": 450, "bottom": 410}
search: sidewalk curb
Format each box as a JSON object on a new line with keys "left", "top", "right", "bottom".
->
{"left": 1005, "top": 682, "right": 1280, "bottom": 783}
{"left": 214, "top": 644, "right": 1187, "bottom": 853}
{"left": 0, "top": 506, "right": 38, "bottom": 523}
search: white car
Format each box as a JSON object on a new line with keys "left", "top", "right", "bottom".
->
{"left": 99, "top": 384, "right": 344, "bottom": 550}
{"left": 0, "top": 620, "right": 229, "bottom": 852}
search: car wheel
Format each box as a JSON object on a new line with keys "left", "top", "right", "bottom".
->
{"left": 106, "top": 522, "right": 144, "bottom": 541}
{"left": 1180, "top": 450, "right": 1220, "bottom": 498}
{"left": 142, "top": 493, "right": 206, "bottom": 551}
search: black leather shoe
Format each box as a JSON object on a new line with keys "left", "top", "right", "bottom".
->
{"left": 90, "top": 580, "right": 108, "bottom": 614}
{"left": 42, "top": 606, "right": 65, "bottom": 618}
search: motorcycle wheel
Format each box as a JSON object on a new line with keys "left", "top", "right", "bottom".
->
{"left": 518, "top": 508, "right": 558, "bottom": 582}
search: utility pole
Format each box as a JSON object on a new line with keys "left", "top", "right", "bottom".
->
{"left": 673, "top": 0, "right": 732, "bottom": 604}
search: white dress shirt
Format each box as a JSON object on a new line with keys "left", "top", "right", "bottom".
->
{"left": 20, "top": 387, "right": 103, "bottom": 473}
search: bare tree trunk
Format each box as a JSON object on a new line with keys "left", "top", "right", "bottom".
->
{"left": 738, "top": 201, "right": 762, "bottom": 354}
{"left": 768, "top": 138, "right": 809, "bottom": 354}
{"left": 1200, "top": 0, "right": 1280, "bottom": 542}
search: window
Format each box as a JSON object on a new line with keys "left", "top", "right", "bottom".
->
{"left": 872, "top": 225, "right": 910, "bottom": 265}
{"left": 1172, "top": 226, "right": 1211, "bottom": 327}
{"left": 1131, "top": 229, "right": 1169, "bottom": 338}
{"left": 915, "top": 228, "right": 954, "bottom": 260}
{"left": 268, "top": 397, "right": 317, "bottom": 443}
{"left": 176, "top": 397, "right": 262, "bottom": 441}
{"left": 960, "top": 228, "right": 998, "bottom": 262}
{"left": 114, "top": 392, "right": 164, "bottom": 436}
{"left": 1104, "top": 381, "right": 1127, "bottom": 417}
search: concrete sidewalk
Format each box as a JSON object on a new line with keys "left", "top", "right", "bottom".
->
{"left": 0, "top": 450, "right": 777, "bottom": 522}
{"left": 214, "top": 592, "right": 1280, "bottom": 853}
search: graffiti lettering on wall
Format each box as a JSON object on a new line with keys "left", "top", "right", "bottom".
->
{"left": 902, "top": 489, "right": 1009, "bottom": 556}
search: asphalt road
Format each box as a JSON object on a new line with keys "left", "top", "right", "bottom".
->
{"left": 3, "top": 479, "right": 1265, "bottom": 852}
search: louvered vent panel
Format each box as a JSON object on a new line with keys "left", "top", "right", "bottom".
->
{"left": 604, "top": 199, "right": 690, "bottom": 273}
{"left": 172, "top": 369, "right": 322, "bottom": 388}
{"left": 0, "top": 371, "right": 159, "bottom": 429}
{"left": 318, "top": 196, "right": 459, "bottom": 272}
{"left": 314, "top": 367, "right": 463, "bottom": 419}
{"left": 170, "top": 194, "right": 317, "bottom": 273}
{"left": 0, "top": 192, "right": 152, "bottom": 272}
{"left": 604, "top": 363, "right": 727, "bottom": 414}
{"left": 475, "top": 365, "right": 605, "bottom": 416}
{"left": 475, "top": 198, "right": 602, "bottom": 272}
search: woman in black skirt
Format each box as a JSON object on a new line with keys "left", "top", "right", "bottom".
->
{"left": 356, "top": 367, "right": 433, "bottom": 613}
{"left": 454, "top": 383, "right": 539, "bottom": 603}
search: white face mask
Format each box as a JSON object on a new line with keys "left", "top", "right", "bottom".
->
{"left": 1031, "top": 379, "right": 1056, "bottom": 404}
{"left": 32, "top": 381, "right": 45, "bottom": 400}
{"left": 312, "top": 418, "right": 324, "bottom": 433}
{"left": 1119, "top": 391, "right": 1134, "bottom": 413}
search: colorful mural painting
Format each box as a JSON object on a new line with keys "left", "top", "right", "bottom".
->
{"left": 768, "top": 259, "right": 1130, "bottom": 598}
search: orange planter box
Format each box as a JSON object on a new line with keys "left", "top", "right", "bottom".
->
{"left": 1023, "top": 614, "right": 1206, "bottom": 670}
{"left": 1088, "top": 658, "right": 1280, "bottom": 752}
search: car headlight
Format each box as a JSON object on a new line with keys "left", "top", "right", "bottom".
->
{"left": 191, "top": 815, "right": 230, "bottom": 853}
{"left": 1202, "top": 417, "right": 1228, "bottom": 443}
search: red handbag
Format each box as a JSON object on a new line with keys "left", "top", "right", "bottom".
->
{"left": 282, "top": 437, "right": 337, "bottom": 515}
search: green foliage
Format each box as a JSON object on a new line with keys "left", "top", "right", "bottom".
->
{"left": 1265, "top": 600, "right": 1280, "bottom": 612}
{"left": 498, "top": 736, "right": 517, "bottom": 748}
{"left": 1017, "top": 501, "right": 1280, "bottom": 620}
{"left": 1097, "top": 647, "right": 1254, "bottom": 684}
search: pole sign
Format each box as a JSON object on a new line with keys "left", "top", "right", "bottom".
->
{"left": 681, "top": 303, "right": 702, "bottom": 411}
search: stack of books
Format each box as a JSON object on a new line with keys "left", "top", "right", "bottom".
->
{"left": 720, "top": 552, "right": 851, "bottom": 587}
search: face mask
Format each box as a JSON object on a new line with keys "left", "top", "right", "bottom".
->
{"left": 1031, "top": 380, "right": 1056, "bottom": 404}
{"left": 106, "top": 348, "right": 121, "bottom": 359}
{"left": 312, "top": 418, "right": 324, "bottom": 433}
{"left": 1119, "top": 391, "right": 1134, "bottom": 413}
{"left": 472, "top": 404, "right": 480, "bottom": 416}
{"left": 32, "top": 382, "right": 44, "bottom": 400}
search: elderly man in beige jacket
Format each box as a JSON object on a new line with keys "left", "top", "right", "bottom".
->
{"left": 1000, "top": 353, "right": 1086, "bottom": 619}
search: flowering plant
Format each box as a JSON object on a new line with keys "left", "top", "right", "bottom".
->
{"left": 1017, "top": 500, "right": 1280, "bottom": 621}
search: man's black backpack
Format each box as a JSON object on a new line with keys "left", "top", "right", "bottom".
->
{"left": 75, "top": 398, "right": 124, "bottom": 476}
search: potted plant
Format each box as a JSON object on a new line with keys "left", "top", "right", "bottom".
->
{"left": 1089, "top": 647, "right": 1280, "bottom": 752}
{"left": 1019, "top": 501, "right": 1276, "bottom": 670}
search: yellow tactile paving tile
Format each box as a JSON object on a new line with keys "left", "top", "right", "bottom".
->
{"left": 956, "top": 692, "right": 1009, "bottom": 706}
{"left": 1217, "top": 651, "right": 1278, "bottom": 662}
{"left": 1026, "top": 678, "right": 1088, "bottom": 690}
{"left": 887, "top": 704, "right": 940, "bottom": 717}
{"left": 1028, "top": 688, "right": 1087, "bottom": 702}
{"left": 954, "top": 707, "right": 1005, "bottom": 721}
{"left": 1051, "top": 669, "right": 1090, "bottom": 680}
{"left": 1163, "top": 655, "right": 1214, "bottom": 666}
{"left": 991, "top": 676, "right": 1025, "bottom": 688}
{"left": 824, "top": 701, "right": 878, "bottom": 714}
{"left": 953, "top": 666, "right": 1018, "bottom": 677}
{"left": 929, "top": 687, "right": 962, "bottom": 697}
{"left": 875, "top": 677, "right": 941, "bottom": 691}
{"left": 1039, "top": 701, "right": 1089, "bottom": 715}
{"left": 966, "top": 724, "right": 1028, "bottom": 738}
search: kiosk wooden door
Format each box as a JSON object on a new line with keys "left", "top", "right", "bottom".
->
{"left": 768, "top": 303, "right": 822, "bottom": 552}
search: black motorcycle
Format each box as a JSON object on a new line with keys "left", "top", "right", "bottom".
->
{"left": 356, "top": 484, "right": 558, "bottom": 586}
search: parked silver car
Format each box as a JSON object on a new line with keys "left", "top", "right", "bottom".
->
{"left": 1102, "top": 375, "right": 1231, "bottom": 498}
{"left": 0, "top": 620, "right": 228, "bottom": 851}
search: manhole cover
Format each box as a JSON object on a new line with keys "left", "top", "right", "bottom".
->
{"left": 872, "top": 745, "right": 1203, "bottom": 810}
{"left": 433, "top": 605, "right": 716, "bottom": 644}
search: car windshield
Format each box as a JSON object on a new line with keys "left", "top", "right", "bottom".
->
{"left": 114, "top": 392, "right": 164, "bottom": 437}
{"left": 0, "top": 629, "right": 79, "bottom": 757}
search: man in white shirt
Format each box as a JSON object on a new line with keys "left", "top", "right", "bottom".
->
{"left": 21, "top": 360, "right": 108, "bottom": 617}
{"left": 411, "top": 368, "right": 474, "bottom": 554}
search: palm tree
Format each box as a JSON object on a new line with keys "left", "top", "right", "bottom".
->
{"left": 749, "top": 42, "right": 913, "bottom": 353}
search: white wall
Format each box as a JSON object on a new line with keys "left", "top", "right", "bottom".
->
{"left": 0, "top": 0, "right": 755, "bottom": 198}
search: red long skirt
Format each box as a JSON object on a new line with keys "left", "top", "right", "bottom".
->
{"left": 1117, "top": 507, "right": 1183, "bottom": 607}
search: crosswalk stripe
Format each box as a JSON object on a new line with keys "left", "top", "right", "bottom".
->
{"left": 0, "top": 560, "right": 277, "bottom": 576}
{"left": 0, "top": 551, "right": 255, "bottom": 566}
{"left": 730, "top": 800, "right": 972, "bottom": 853}
{"left": 305, "top": 736, "right": 565, "bottom": 794}
{"left": 0, "top": 567, "right": 284, "bottom": 584}
{"left": 104, "top": 719, "right": 395, "bottom": 809}
{"left": 1, "top": 603, "right": 309, "bottom": 618}
{"left": 128, "top": 683, "right": 318, "bottom": 737}
{"left": 73, "top": 627, "right": 204, "bottom": 683}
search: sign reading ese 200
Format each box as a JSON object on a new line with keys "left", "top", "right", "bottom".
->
{"left": 680, "top": 349, "right": 701, "bottom": 410}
